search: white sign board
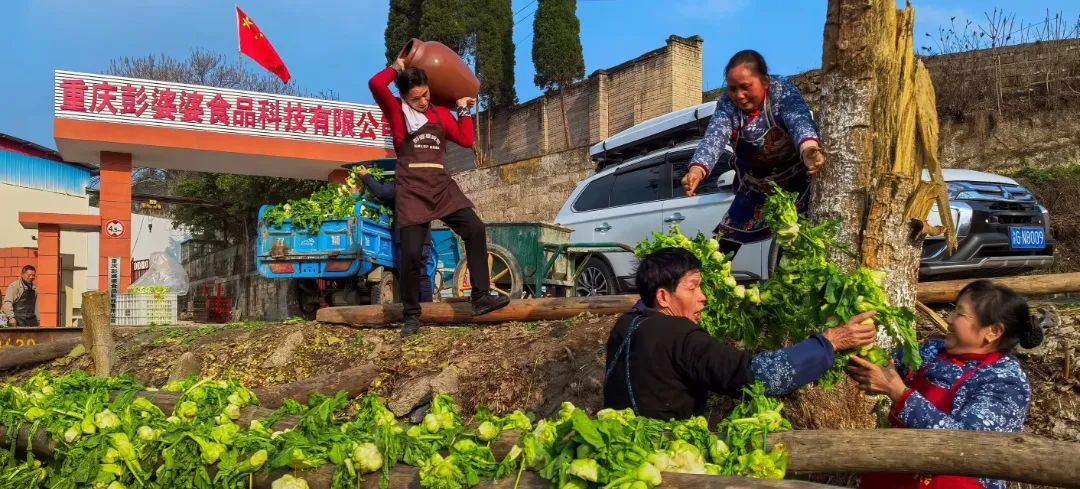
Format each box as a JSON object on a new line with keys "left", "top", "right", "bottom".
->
{"left": 54, "top": 70, "right": 392, "bottom": 148}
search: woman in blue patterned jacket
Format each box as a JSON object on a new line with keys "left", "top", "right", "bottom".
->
{"left": 681, "top": 50, "right": 824, "bottom": 257}
{"left": 848, "top": 280, "right": 1045, "bottom": 489}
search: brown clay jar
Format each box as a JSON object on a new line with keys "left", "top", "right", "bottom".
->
{"left": 399, "top": 38, "right": 480, "bottom": 109}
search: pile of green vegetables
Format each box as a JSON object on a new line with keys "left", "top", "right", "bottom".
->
{"left": 261, "top": 167, "right": 393, "bottom": 233}
{"left": 0, "top": 372, "right": 790, "bottom": 489}
{"left": 125, "top": 286, "right": 171, "bottom": 300}
{"left": 634, "top": 184, "right": 921, "bottom": 388}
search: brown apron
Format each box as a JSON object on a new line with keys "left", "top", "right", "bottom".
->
{"left": 394, "top": 116, "right": 474, "bottom": 227}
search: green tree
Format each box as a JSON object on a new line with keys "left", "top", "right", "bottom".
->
{"left": 472, "top": 0, "right": 516, "bottom": 165}
{"left": 106, "top": 49, "right": 325, "bottom": 243}
{"left": 384, "top": 0, "right": 516, "bottom": 166}
{"left": 419, "top": 0, "right": 475, "bottom": 58}
{"left": 384, "top": 0, "right": 423, "bottom": 63}
{"left": 532, "top": 0, "right": 585, "bottom": 146}
{"left": 474, "top": 0, "right": 516, "bottom": 109}
{"left": 169, "top": 174, "right": 322, "bottom": 244}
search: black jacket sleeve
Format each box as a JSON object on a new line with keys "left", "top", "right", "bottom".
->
{"left": 362, "top": 174, "right": 395, "bottom": 204}
{"left": 673, "top": 328, "right": 755, "bottom": 398}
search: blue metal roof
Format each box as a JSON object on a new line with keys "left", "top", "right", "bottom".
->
{"left": 0, "top": 151, "right": 92, "bottom": 197}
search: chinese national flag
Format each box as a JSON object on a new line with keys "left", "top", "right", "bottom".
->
{"left": 236, "top": 7, "right": 291, "bottom": 84}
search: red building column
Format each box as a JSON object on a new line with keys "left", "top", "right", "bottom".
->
{"left": 327, "top": 169, "right": 348, "bottom": 184}
{"left": 35, "top": 224, "right": 61, "bottom": 327}
{"left": 98, "top": 151, "right": 133, "bottom": 292}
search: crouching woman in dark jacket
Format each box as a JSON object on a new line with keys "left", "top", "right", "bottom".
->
{"left": 603, "top": 247, "right": 876, "bottom": 420}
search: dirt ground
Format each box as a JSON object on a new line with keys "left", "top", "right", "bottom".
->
{"left": 3, "top": 300, "right": 1078, "bottom": 488}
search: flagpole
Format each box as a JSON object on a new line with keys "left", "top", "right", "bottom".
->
{"left": 235, "top": 3, "right": 242, "bottom": 72}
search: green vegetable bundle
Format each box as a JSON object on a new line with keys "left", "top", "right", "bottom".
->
{"left": 262, "top": 167, "right": 393, "bottom": 233}
{"left": 633, "top": 184, "right": 921, "bottom": 388}
{"left": 0, "top": 373, "right": 793, "bottom": 489}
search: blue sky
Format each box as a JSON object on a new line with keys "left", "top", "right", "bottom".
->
{"left": 2, "top": 0, "right": 1078, "bottom": 151}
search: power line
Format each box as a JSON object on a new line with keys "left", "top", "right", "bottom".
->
{"left": 514, "top": 9, "right": 537, "bottom": 27}
{"left": 513, "top": 0, "right": 536, "bottom": 17}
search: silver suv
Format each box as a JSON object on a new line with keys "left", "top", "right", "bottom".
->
{"left": 555, "top": 102, "right": 1053, "bottom": 295}
{"left": 921, "top": 170, "right": 1053, "bottom": 279}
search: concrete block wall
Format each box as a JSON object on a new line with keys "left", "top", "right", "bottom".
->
{"left": 453, "top": 147, "right": 593, "bottom": 222}
{"left": 448, "top": 35, "right": 704, "bottom": 172}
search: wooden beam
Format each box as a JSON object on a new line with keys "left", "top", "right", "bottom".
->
{"left": 317, "top": 271, "right": 1080, "bottom": 326}
{"left": 0, "top": 337, "right": 80, "bottom": 369}
{"left": 916, "top": 272, "right": 1080, "bottom": 304}
{"left": 249, "top": 363, "right": 379, "bottom": 409}
{"left": 0, "top": 424, "right": 56, "bottom": 460}
{"left": 251, "top": 465, "right": 842, "bottom": 489}
{"left": 768, "top": 429, "right": 1080, "bottom": 488}
{"left": 317, "top": 295, "right": 640, "bottom": 326}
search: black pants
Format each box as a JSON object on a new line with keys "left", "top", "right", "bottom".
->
{"left": 393, "top": 241, "right": 434, "bottom": 303}
{"left": 400, "top": 207, "right": 488, "bottom": 317}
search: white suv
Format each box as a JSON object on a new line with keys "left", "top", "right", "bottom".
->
{"left": 555, "top": 140, "right": 772, "bottom": 295}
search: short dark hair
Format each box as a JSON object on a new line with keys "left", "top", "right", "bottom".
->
{"left": 635, "top": 248, "right": 701, "bottom": 308}
{"left": 725, "top": 49, "right": 769, "bottom": 80}
{"left": 395, "top": 67, "right": 428, "bottom": 95}
{"left": 958, "top": 280, "right": 1043, "bottom": 351}
{"left": 21, "top": 265, "right": 35, "bottom": 274}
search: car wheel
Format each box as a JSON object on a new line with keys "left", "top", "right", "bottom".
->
{"left": 576, "top": 257, "right": 617, "bottom": 296}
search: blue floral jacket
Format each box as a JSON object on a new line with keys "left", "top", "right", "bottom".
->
{"left": 892, "top": 340, "right": 1031, "bottom": 489}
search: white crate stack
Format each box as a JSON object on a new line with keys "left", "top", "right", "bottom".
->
{"left": 111, "top": 293, "right": 178, "bottom": 326}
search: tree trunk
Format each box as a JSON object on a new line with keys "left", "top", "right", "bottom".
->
{"left": 0, "top": 337, "right": 81, "bottom": 370}
{"left": 474, "top": 104, "right": 486, "bottom": 168}
{"left": 767, "top": 429, "right": 1080, "bottom": 488}
{"left": 917, "top": 272, "right": 1080, "bottom": 304}
{"left": 82, "top": 291, "right": 115, "bottom": 375}
{"left": 250, "top": 363, "right": 380, "bottom": 409}
{"left": 803, "top": 0, "right": 952, "bottom": 428}
{"left": 249, "top": 465, "right": 841, "bottom": 489}
{"left": 316, "top": 295, "right": 639, "bottom": 326}
{"left": 486, "top": 106, "right": 494, "bottom": 165}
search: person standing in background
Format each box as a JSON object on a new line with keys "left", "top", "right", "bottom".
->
{"left": 2, "top": 265, "right": 39, "bottom": 327}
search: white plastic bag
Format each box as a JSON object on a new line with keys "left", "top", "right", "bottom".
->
{"left": 129, "top": 252, "right": 189, "bottom": 296}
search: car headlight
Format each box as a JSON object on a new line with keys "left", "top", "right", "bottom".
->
{"left": 946, "top": 182, "right": 981, "bottom": 200}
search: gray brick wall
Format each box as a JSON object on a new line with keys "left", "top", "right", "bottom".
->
{"left": 453, "top": 148, "right": 592, "bottom": 222}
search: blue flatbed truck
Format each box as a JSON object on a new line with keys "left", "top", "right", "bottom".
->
{"left": 255, "top": 159, "right": 459, "bottom": 315}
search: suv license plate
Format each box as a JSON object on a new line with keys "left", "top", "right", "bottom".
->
{"left": 1009, "top": 227, "right": 1046, "bottom": 249}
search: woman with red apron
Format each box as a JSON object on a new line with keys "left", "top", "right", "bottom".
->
{"left": 681, "top": 50, "right": 825, "bottom": 257}
{"left": 847, "top": 280, "right": 1047, "bottom": 489}
{"left": 369, "top": 60, "right": 510, "bottom": 336}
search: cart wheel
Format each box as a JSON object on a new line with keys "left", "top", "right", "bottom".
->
{"left": 453, "top": 243, "right": 524, "bottom": 299}
{"left": 576, "top": 257, "right": 617, "bottom": 296}
{"left": 431, "top": 271, "right": 446, "bottom": 303}
{"left": 370, "top": 270, "right": 399, "bottom": 305}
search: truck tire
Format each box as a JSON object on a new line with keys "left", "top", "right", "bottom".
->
{"left": 292, "top": 278, "right": 323, "bottom": 320}
{"left": 369, "top": 271, "right": 399, "bottom": 305}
